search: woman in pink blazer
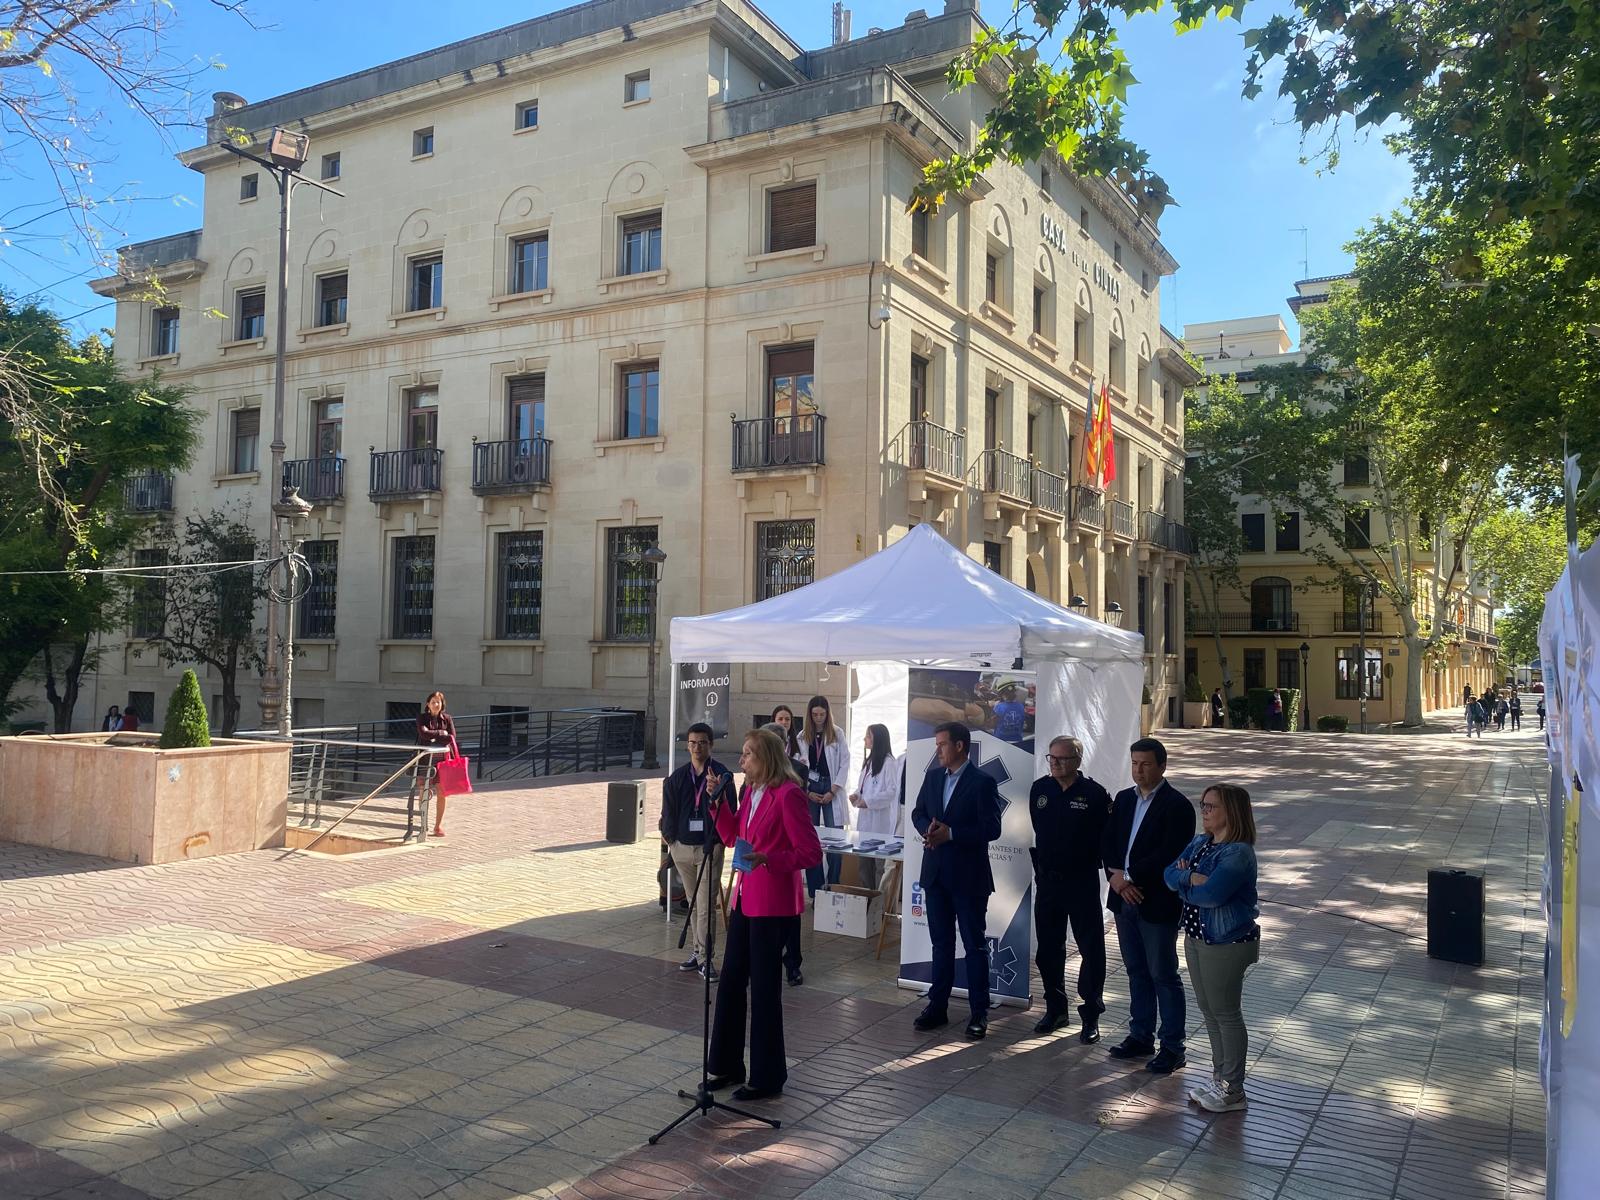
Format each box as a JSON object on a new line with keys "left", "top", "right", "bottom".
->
{"left": 705, "top": 727, "right": 823, "bottom": 1100}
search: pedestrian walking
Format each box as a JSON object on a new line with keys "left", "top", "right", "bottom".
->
{"left": 1464, "top": 695, "right": 1484, "bottom": 739}
{"left": 1509, "top": 694, "right": 1522, "bottom": 731}
{"left": 1164, "top": 783, "right": 1261, "bottom": 1113}
{"left": 1494, "top": 697, "right": 1509, "bottom": 731}
{"left": 1210, "top": 689, "right": 1226, "bottom": 728}
{"left": 1538, "top": 698, "right": 1547, "bottom": 730}
{"left": 1269, "top": 689, "right": 1286, "bottom": 732}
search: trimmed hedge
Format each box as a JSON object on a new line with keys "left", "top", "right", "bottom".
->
{"left": 1245, "top": 687, "right": 1301, "bottom": 731}
{"left": 1316, "top": 714, "right": 1350, "bottom": 732}
{"left": 1227, "top": 695, "right": 1250, "bottom": 727}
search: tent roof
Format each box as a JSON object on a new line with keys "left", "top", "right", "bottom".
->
{"left": 671, "top": 524, "right": 1147, "bottom": 666}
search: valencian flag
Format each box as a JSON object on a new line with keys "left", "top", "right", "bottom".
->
{"left": 1097, "top": 382, "right": 1117, "bottom": 486}
{"left": 1082, "top": 379, "right": 1100, "bottom": 481}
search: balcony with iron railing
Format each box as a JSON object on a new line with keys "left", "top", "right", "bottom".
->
{"left": 897, "top": 419, "right": 965, "bottom": 484}
{"left": 1199, "top": 611, "right": 1302, "bottom": 633}
{"left": 472, "top": 437, "right": 551, "bottom": 495}
{"left": 122, "top": 470, "right": 174, "bottom": 513}
{"left": 731, "top": 414, "right": 825, "bottom": 472}
{"left": 1031, "top": 467, "right": 1067, "bottom": 518}
{"left": 369, "top": 447, "right": 443, "bottom": 499}
{"left": 1164, "top": 519, "right": 1195, "bottom": 555}
{"left": 1072, "top": 486, "right": 1104, "bottom": 530}
{"left": 1333, "top": 612, "right": 1384, "bottom": 633}
{"left": 1465, "top": 627, "right": 1486, "bottom": 644}
{"left": 1486, "top": 633, "right": 1501, "bottom": 648}
{"left": 1138, "top": 509, "right": 1165, "bottom": 545}
{"left": 1109, "top": 498, "right": 1135, "bottom": 539}
{"left": 282, "top": 457, "right": 344, "bottom": 503}
{"left": 974, "top": 448, "right": 1032, "bottom": 508}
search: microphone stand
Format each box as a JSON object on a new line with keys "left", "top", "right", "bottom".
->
{"left": 650, "top": 775, "right": 781, "bottom": 1144}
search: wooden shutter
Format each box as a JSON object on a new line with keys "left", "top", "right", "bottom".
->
{"left": 767, "top": 183, "right": 816, "bottom": 252}
{"left": 508, "top": 374, "right": 545, "bottom": 405}
{"left": 620, "top": 212, "right": 660, "bottom": 238}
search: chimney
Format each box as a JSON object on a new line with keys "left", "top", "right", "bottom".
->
{"left": 211, "top": 92, "right": 247, "bottom": 118}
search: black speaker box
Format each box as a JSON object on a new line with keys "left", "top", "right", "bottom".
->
{"left": 606, "top": 780, "right": 648, "bottom": 844}
{"left": 1427, "top": 868, "right": 1485, "bottom": 965}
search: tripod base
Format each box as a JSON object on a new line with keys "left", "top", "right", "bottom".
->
{"left": 647, "top": 1084, "right": 782, "bottom": 1144}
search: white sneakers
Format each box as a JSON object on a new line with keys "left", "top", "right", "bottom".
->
{"left": 1188, "top": 1075, "right": 1249, "bottom": 1112}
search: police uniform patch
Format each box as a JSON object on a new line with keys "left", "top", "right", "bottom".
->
{"left": 1035, "top": 795, "right": 1048, "bottom": 809}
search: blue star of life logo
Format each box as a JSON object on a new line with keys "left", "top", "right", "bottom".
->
{"left": 924, "top": 739, "right": 1015, "bottom": 813}
{"left": 988, "top": 938, "right": 1019, "bottom": 988}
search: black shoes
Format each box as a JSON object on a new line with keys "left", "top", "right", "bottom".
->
{"left": 1146, "top": 1048, "right": 1187, "bottom": 1075}
{"left": 786, "top": 967, "right": 804, "bottom": 987}
{"left": 731, "top": 1084, "right": 782, "bottom": 1102}
{"left": 1107, "top": 1037, "right": 1156, "bottom": 1060}
{"left": 1079, "top": 1015, "right": 1102, "bottom": 1044}
{"left": 705, "top": 1073, "right": 744, "bottom": 1090}
{"left": 1033, "top": 1010, "right": 1071, "bottom": 1036}
{"left": 964, "top": 1016, "right": 988, "bottom": 1041}
{"left": 913, "top": 1008, "right": 950, "bottom": 1032}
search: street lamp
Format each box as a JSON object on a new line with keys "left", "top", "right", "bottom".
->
{"left": 1068, "top": 594, "right": 1088, "bottom": 612}
{"left": 270, "top": 486, "right": 315, "bottom": 736}
{"left": 1105, "top": 601, "right": 1125, "bottom": 628}
{"left": 1299, "top": 641, "right": 1311, "bottom": 730}
{"left": 640, "top": 544, "right": 668, "bottom": 771}
{"left": 1358, "top": 579, "right": 1377, "bottom": 734}
{"left": 219, "top": 128, "right": 344, "bottom": 731}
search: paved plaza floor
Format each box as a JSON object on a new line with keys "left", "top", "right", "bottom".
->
{"left": 0, "top": 724, "right": 1549, "bottom": 1199}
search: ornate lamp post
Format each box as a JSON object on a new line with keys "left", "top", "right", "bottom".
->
{"left": 641, "top": 544, "right": 668, "bottom": 771}
{"left": 220, "top": 128, "right": 343, "bottom": 732}
{"left": 1299, "top": 641, "right": 1311, "bottom": 730}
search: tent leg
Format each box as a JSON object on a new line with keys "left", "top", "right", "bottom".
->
{"left": 665, "top": 662, "right": 679, "bottom": 926}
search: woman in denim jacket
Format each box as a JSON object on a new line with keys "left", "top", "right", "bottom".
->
{"left": 1164, "top": 783, "right": 1260, "bottom": 1112}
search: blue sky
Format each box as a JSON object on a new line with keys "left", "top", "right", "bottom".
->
{"left": 1, "top": 0, "right": 1412, "bottom": 344}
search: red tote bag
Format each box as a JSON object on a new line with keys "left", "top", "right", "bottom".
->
{"left": 434, "top": 736, "right": 473, "bottom": 799}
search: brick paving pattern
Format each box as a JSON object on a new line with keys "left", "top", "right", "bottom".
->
{"left": 0, "top": 725, "right": 1548, "bottom": 1198}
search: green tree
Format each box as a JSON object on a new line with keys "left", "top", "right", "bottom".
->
{"left": 158, "top": 668, "right": 211, "bottom": 748}
{"left": 914, "top": 0, "right": 1600, "bottom": 280}
{"left": 135, "top": 508, "right": 266, "bottom": 736}
{"left": 0, "top": 295, "right": 198, "bottom": 722}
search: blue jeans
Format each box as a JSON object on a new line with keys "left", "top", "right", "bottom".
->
{"left": 925, "top": 880, "right": 990, "bottom": 1019}
{"left": 805, "top": 803, "right": 842, "bottom": 894}
{"left": 1114, "top": 906, "right": 1185, "bottom": 1053}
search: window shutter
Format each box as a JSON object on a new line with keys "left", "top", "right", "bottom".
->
{"left": 508, "top": 374, "right": 546, "bottom": 405}
{"left": 621, "top": 212, "right": 660, "bottom": 238}
{"left": 235, "top": 408, "right": 260, "bottom": 438}
{"left": 766, "top": 345, "right": 813, "bottom": 381}
{"left": 767, "top": 184, "right": 816, "bottom": 253}
{"left": 321, "top": 273, "right": 347, "bottom": 301}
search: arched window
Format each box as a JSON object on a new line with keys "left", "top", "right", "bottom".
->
{"left": 1249, "top": 576, "right": 1293, "bottom": 630}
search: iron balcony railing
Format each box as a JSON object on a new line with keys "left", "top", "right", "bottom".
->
{"left": 283, "top": 457, "right": 344, "bottom": 503}
{"left": 369, "top": 447, "right": 443, "bottom": 498}
{"left": 1200, "top": 611, "right": 1302, "bottom": 633}
{"left": 976, "top": 448, "right": 1032, "bottom": 504}
{"left": 731, "top": 414, "right": 825, "bottom": 470}
{"left": 1109, "top": 498, "right": 1135, "bottom": 538}
{"left": 1138, "top": 509, "right": 1165, "bottom": 543}
{"left": 1072, "top": 486, "right": 1104, "bottom": 529}
{"left": 1465, "top": 627, "right": 1486, "bottom": 644}
{"left": 901, "top": 419, "right": 965, "bottom": 480}
{"left": 1032, "top": 467, "right": 1067, "bottom": 516}
{"left": 1333, "top": 612, "right": 1384, "bottom": 633}
{"left": 1164, "top": 518, "right": 1194, "bottom": 555}
{"left": 1486, "top": 633, "right": 1501, "bottom": 647}
{"left": 473, "top": 437, "right": 552, "bottom": 493}
{"left": 122, "top": 470, "right": 174, "bottom": 513}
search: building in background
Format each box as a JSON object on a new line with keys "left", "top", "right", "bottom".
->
{"left": 79, "top": 0, "right": 1194, "bottom": 734}
{"left": 1183, "top": 276, "right": 1497, "bottom": 725}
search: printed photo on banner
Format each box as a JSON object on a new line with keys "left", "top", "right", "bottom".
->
{"left": 907, "top": 668, "right": 1037, "bottom": 753}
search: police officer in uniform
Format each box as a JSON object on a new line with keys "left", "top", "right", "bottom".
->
{"left": 1028, "top": 735, "right": 1113, "bottom": 1041}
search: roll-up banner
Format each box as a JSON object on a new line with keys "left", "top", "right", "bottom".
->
{"left": 898, "top": 667, "right": 1037, "bottom": 1007}
{"left": 674, "top": 661, "right": 731, "bottom": 739}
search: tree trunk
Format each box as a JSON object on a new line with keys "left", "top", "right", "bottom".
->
{"left": 1396, "top": 606, "right": 1427, "bottom": 727}
{"left": 43, "top": 638, "right": 89, "bottom": 733}
{"left": 220, "top": 662, "right": 240, "bottom": 736}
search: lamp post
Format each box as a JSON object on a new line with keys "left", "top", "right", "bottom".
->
{"left": 640, "top": 544, "right": 668, "bottom": 771}
{"left": 270, "top": 487, "right": 315, "bottom": 736}
{"left": 1105, "top": 601, "right": 1125, "bottom": 628}
{"left": 1299, "top": 641, "right": 1311, "bottom": 730}
{"left": 220, "top": 129, "right": 343, "bottom": 732}
{"left": 1358, "top": 579, "right": 1376, "bottom": 734}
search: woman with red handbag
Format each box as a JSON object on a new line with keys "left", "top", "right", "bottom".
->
{"left": 416, "top": 690, "right": 458, "bottom": 837}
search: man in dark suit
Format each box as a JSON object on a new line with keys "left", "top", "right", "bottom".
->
{"left": 1100, "top": 737, "right": 1194, "bottom": 1074}
{"left": 911, "top": 721, "right": 1003, "bottom": 1040}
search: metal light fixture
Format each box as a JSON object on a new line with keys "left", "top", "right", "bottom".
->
{"left": 266, "top": 128, "right": 310, "bottom": 169}
{"left": 1105, "top": 601, "right": 1124, "bottom": 628}
{"left": 1068, "top": 594, "right": 1088, "bottom": 611}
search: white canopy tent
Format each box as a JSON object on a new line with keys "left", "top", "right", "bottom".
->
{"left": 667, "top": 524, "right": 1147, "bottom": 790}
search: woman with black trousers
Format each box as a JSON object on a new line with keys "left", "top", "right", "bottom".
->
{"left": 415, "top": 690, "right": 456, "bottom": 838}
{"left": 705, "top": 728, "right": 822, "bottom": 1101}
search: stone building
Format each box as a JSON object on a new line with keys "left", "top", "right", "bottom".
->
{"left": 1183, "top": 276, "right": 1498, "bottom": 726}
{"left": 84, "top": 0, "right": 1195, "bottom": 735}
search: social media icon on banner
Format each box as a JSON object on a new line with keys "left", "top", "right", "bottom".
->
{"left": 910, "top": 882, "right": 924, "bottom": 919}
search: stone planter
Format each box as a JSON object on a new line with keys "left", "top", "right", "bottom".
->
{"left": 0, "top": 732, "right": 289, "bottom": 864}
{"left": 1183, "top": 701, "right": 1209, "bottom": 728}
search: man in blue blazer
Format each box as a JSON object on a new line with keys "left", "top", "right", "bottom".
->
{"left": 1100, "top": 737, "right": 1195, "bottom": 1074}
{"left": 911, "top": 721, "right": 1004, "bottom": 1040}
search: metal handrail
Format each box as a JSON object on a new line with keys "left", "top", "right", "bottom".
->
{"left": 480, "top": 710, "right": 637, "bottom": 781}
{"left": 1072, "top": 486, "right": 1104, "bottom": 529}
{"left": 370, "top": 447, "right": 443, "bottom": 496}
{"left": 288, "top": 746, "right": 444, "bottom": 854}
{"left": 973, "top": 448, "right": 1032, "bottom": 502}
{"left": 896, "top": 419, "right": 965, "bottom": 480}
{"left": 731, "top": 414, "right": 826, "bottom": 470}
{"left": 1032, "top": 467, "right": 1067, "bottom": 515}
{"left": 473, "top": 437, "right": 552, "bottom": 490}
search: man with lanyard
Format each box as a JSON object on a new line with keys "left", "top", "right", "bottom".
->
{"left": 660, "top": 722, "right": 732, "bottom": 980}
{"left": 1028, "top": 735, "right": 1113, "bottom": 1042}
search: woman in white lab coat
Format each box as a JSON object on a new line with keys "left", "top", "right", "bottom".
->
{"left": 850, "top": 723, "right": 903, "bottom": 889}
{"left": 799, "top": 694, "right": 850, "bottom": 893}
